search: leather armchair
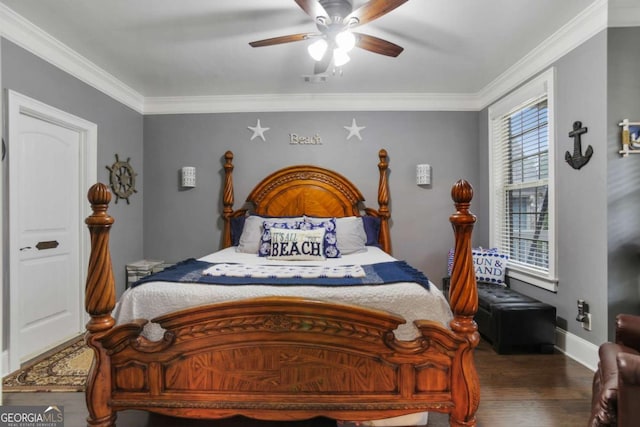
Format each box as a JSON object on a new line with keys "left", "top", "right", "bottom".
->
{"left": 589, "top": 314, "right": 640, "bottom": 427}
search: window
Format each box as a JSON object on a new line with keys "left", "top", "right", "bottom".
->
{"left": 489, "top": 68, "right": 557, "bottom": 292}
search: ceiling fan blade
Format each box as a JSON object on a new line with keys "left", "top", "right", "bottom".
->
{"left": 294, "top": 0, "right": 329, "bottom": 20}
{"left": 249, "top": 33, "right": 314, "bottom": 47}
{"left": 355, "top": 33, "right": 404, "bottom": 57}
{"left": 346, "top": 0, "right": 409, "bottom": 27}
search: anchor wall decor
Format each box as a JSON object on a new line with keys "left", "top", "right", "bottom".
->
{"left": 565, "top": 121, "right": 593, "bottom": 170}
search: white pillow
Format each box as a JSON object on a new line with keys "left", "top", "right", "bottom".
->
{"left": 236, "top": 215, "right": 303, "bottom": 254}
{"left": 267, "top": 228, "right": 326, "bottom": 261}
{"left": 335, "top": 216, "right": 367, "bottom": 254}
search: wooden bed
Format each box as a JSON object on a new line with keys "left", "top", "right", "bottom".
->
{"left": 83, "top": 149, "right": 480, "bottom": 427}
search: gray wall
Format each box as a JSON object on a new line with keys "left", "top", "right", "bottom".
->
{"left": 607, "top": 26, "right": 640, "bottom": 339}
{"left": 477, "top": 30, "right": 609, "bottom": 344}
{"left": 143, "top": 111, "right": 480, "bottom": 282}
{"left": 1, "top": 38, "right": 144, "bottom": 329}
{"left": 4, "top": 24, "right": 634, "bottom": 353}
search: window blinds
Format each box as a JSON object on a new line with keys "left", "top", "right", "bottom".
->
{"left": 492, "top": 96, "right": 550, "bottom": 274}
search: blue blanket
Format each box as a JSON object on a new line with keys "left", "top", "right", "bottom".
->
{"left": 132, "top": 258, "right": 430, "bottom": 290}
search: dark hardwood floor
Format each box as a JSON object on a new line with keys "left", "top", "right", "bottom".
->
{"left": 2, "top": 339, "right": 594, "bottom": 427}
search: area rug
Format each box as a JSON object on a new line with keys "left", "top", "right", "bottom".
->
{"left": 2, "top": 338, "right": 93, "bottom": 392}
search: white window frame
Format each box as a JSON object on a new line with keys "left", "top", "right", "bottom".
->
{"left": 488, "top": 68, "right": 558, "bottom": 292}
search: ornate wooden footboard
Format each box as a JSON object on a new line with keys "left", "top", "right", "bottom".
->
{"left": 83, "top": 150, "right": 479, "bottom": 427}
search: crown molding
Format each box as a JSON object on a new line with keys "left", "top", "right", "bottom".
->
{"left": 477, "top": 0, "right": 608, "bottom": 110}
{"left": 0, "top": 0, "right": 611, "bottom": 115}
{"left": 142, "top": 92, "right": 481, "bottom": 114}
{"left": 0, "top": 3, "right": 145, "bottom": 113}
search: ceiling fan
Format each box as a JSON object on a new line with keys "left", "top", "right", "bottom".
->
{"left": 249, "top": 0, "right": 409, "bottom": 74}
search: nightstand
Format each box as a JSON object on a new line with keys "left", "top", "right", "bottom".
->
{"left": 126, "top": 259, "right": 165, "bottom": 289}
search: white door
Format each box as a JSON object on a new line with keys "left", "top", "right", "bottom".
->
{"left": 8, "top": 91, "right": 97, "bottom": 372}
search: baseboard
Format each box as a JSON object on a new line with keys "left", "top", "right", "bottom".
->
{"left": 554, "top": 327, "right": 598, "bottom": 371}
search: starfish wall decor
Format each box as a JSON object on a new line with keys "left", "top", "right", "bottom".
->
{"left": 344, "top": 118, "right": 366, "bottom": 141}
{"left": 248, "top": 119, "right": 270, "bottom": 141}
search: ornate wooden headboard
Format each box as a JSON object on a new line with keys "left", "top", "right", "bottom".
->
{"left": 222, "top": 149, "right": 391, "bottom": 254}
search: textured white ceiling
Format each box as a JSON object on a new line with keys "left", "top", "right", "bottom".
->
{"left": 0, "top": 0, "right": 602, "bottom": 101}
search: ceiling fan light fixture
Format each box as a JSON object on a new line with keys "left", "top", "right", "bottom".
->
{"left": 250, "top": 0, "right": 407, "bottom": 72}
{"left": 308, "top": 38, "right": 328, "bottom": 61}
{"left": 335, "top": 30, "right": 356, "bottom": 52}
{"left": 333, "top": 48, "right": 350, "bottom": 66}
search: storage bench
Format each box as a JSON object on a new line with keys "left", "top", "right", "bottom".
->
{"left": 442, "top": 277, "right": 556, "bottom": 354}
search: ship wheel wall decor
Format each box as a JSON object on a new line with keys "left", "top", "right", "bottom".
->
{"left": 106, "top": 154, "right": 138, "bottom": 204}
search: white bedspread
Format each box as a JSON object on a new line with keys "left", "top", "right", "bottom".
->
{"left": 113, "top": 246, "right": 453, "bottom": 341}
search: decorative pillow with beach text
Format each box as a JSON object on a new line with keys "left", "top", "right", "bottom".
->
{"left": 300, "top": 217, "right": 341, "bottom": 258}
{"left": 267, "top": 228, "right": 326, "bottom": 261}
{"left": 258, "top": 220, "right": 303, "bottom": 257}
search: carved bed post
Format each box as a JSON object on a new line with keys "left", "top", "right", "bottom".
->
{"left": 377, "top": 149, "right": 391, "bottom": 254}
{"left": 84, "top": 183, "right": 117, "bottom": 427}
{"left": 222, "top": 150, "right": 235, "bottom": 248}
{"left": 448, "top": 179, "right": 480, "bottom": 427}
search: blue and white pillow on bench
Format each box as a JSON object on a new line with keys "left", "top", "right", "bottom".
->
{"left": 447, "top": 247, "right": 508, "bottom": 286}
{"left": 472, "top": 249, "right": 508, "bottom": 285}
